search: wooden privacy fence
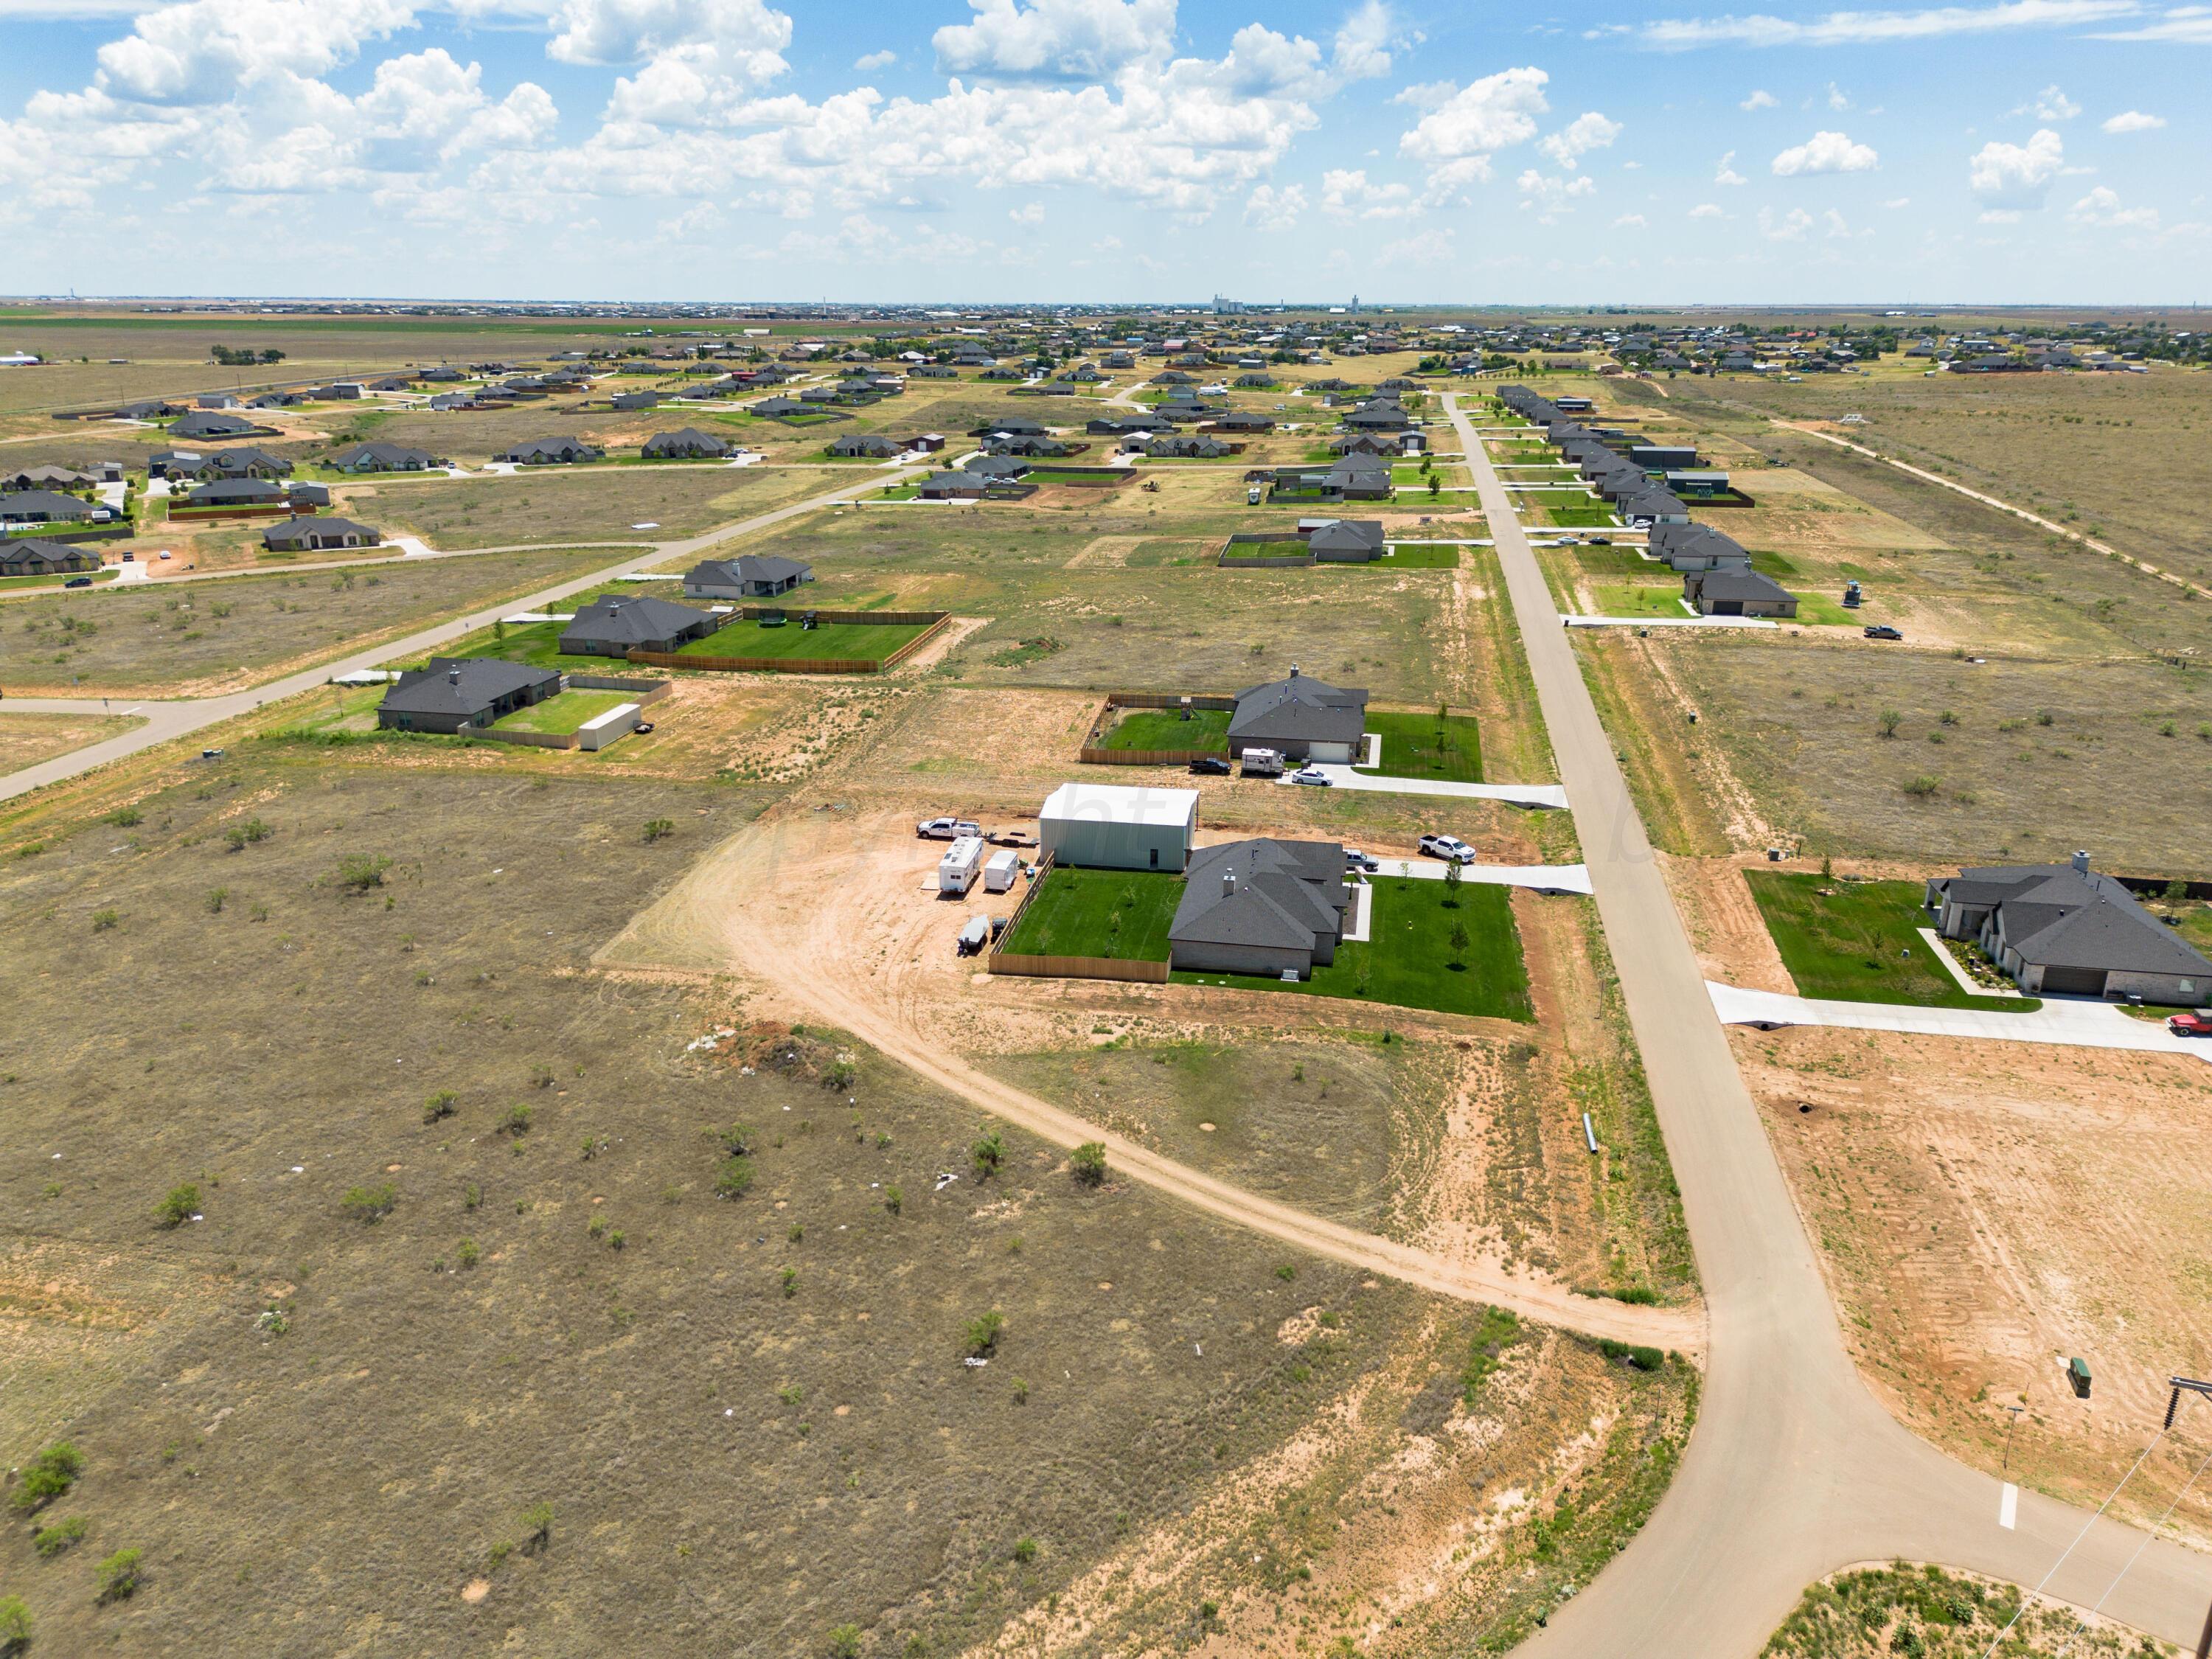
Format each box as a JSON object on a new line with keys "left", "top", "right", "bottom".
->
{"left": 475, "top": 726, "right": 577, "bottom": 751}
{"left": 988, "top": 954, "right": 1170, "bottom": 984}
{"left": 625, "top": 611, "right": 950, "bottom": 676}
{"left": 1077, "top": 689, "right": 1234, "bottom": 765}
{"left": 565, "top": 673, "right": 672, "bottom": 703}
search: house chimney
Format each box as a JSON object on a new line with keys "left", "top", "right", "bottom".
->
{"left": 1222, "top": 869, "right": 1237, "bottom": 899}
{"left": 2071, "top": 849, "right": 2090, "bottom": 875}
{"left": 1288, "top": 664, "right": 1300, "bottom": 678}
{"left": 448, "top": 666, "right": 461, "bottom": 684}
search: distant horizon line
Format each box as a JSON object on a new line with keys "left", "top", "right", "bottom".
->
{"left": 3, "top": 296, "right": 2205, "bottom": 315}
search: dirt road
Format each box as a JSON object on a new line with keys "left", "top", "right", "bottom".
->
{"left": 595, "top": 801, "right": 1703, "bottom": 1352}
{"left": 1449, "top": 393, "right": 2212, "bottom": 1655}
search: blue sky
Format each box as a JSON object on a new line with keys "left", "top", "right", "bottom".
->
{"left": 3, "top": 0, "right": 2208, "bottom": 303}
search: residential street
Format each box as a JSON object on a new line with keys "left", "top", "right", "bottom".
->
{"left": 1449, "top": 392, "right": 2212, "bottom": 1655}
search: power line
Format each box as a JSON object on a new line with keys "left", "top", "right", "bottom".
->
{"left": 1977, "top": 1426, "right": 2170, "bottom": 1659}
{"left": 2047, "top": 1437, "right": 2212, "bottom": 1659}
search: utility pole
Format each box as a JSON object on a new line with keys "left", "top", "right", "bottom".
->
{"left": 2164, "top": 1377, "right": 2212, "bottom": 1659}
{"left": 2001, "top": 1403, "right": 2025, "bottom": 1475}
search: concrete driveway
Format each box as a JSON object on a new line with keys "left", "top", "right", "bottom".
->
{"left": 1709, "top": 980, "right": 2212, "bottom": 1062}
{"left": 1360, "top": 856, "right": 1594, "bottom": 895}
{"left": 1275, "top": 762, "right": 1568, "bottom": 810}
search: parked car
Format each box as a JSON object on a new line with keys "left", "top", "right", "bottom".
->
{"left": 1587, "top": 535, "right": 1612, "bottom": 546}
{"left": 1289, "top": 766, "right": 1332, "bottom": 787}
{"left": 917, "top": 816, "right": 981, "bottom": 841}
{"left": 65, "top": 576, "right": 92, "bottom": 588}
{"left": 2168, "top": 1012, "right": 2212, "bottom": 1037}
{"left": 1418, "top": 832, "right": 1476, "bottom": 863}
{"left": 1344, "top": 848, "right": 1379, "bottom": 873}
{"left": 956, "top": 917, "right": 991, "bottom": 956}
{"left": 633, "top": 722, "right": 654, "bottom": 735}
{"left": 158, "top": 550, "right": 172, "bottom": 560}
{"left": 1863, "top": 625, "right": 1903, "bottom": 641}
{"left": 120, "top": 552, "right": 134, "bottom": 561}
{"left": 1188, "top": 757, "right": 1231, "bottom": 776}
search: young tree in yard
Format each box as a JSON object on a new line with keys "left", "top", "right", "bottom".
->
{"left": 1427, "top": 473, "right": 1440, "bottom": 498}
{"left": 1447, "top": 919, "right": 1471, "bottom": 968}
{"left": 1070, "top": 1142, "right": 1108, "bottom": 1186}
{"left": 1442, "top": 859, "right": 1462, "bottom": 906}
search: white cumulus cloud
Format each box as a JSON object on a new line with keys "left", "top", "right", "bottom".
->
{"left": 932, "top": 0, "right": 1175, "bottom": 80}
{"left": 1243, "top": 181, "right": 1305, "bottom": 229}
{"left": 1397, "top": 65, "right": 1548, "bottom": 196}
{"left": 1688, "top": 201, "right": 1725, "bottom": 218}
{"left": 2068, "top": 183, "right": 2157, "bottom": 228}
{"left": 2101, "top": 109, "right": 2164, "bottom": 133}
{"left": 1740, "top": 88, "right": 1777, "bottom": 110}
{"left": 1639, "top": 1, "right": 2138, "bottom": 49}
{"left": 1968, "top": 127, "right": 2063, "bottom": 208}
{"left": 1759, "top": 204, "right": 1812, "bottom": 240}
{"left": 1715, "top": 148, "right": 1747, "bottom": 185}
{"left": 854, "top": 49, "right": 897, "bottom": 72}
{"left": 1771, "top": 130, "right": 1877, "bottom": 175}
{"left": 1538, "top": 110, "right": 1621, "bottom": 167}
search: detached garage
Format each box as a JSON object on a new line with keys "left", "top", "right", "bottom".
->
{"left": 1038, "top": 782, "right": 1197, "bottom": 872}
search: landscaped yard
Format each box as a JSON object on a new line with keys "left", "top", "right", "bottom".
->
{"left": 1373, "top": 543, "right": 1462, "bottom": 569}
{"left": 1588, "top": 582, "right": 1693, "bottom": 619}
{"left": 1097, "top": 706, "right": 1231, "bottom": 751}
{"left": 676, "top": 616, "right": 932, "bottom": 664}
{"left": 1743, "top": 869, "right": 2039, "bottom": 1010}
{"left": 999, "top": 866, "right": 1180, "bottom": 961}
{"left": 1173, "top": 879, "right": 1531, "bottom": 1020}
{"left": 493, "top": 689, "right": 633, "bottom": 735}
{"left": 1359, "top": 711, "right": 1484, "bottom": 782}
{"left": 1540, "top": 498, "right": 1620, "bottom": 529}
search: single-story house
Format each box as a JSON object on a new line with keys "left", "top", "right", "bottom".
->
{"left": 1169, "top": 838, "right": 1351, "bottom": 978}
{"left": 684, "top": 554, "right": 814, "bottom": 599}
{"left": 497, "top": 437, "right": 603, "bottom": 465}
{"left": 1631, "top": 445, "right": 1699, "bottom": 470}
{"left": 987, "top": 434, "right": 1073, "bottom": 457}
{"left": 1305, "top": 518, "right": 1386, "bottom": 562}
{"left": 330, "top": 442, "right": 443, "bottom": 473}
{"left": 962, "top": 455, "right": 1032, "bottom": 480}
{"left": 1213, "top": 411, "right": 1273, "bottom": 432}
{"left": 262, "top": 515, "right": 380, "bottom": 552}
{"left": 559, "top": 594, "right": 718, "bottom": 657}
{"left": 289, "top": 482, "right": 330, "bottom": 508}
{"left": 750, "top": 397, "right": 812, "bottom": 418}
{"left": 1927, "top": 855, "right": 2212, "bottom": 1001}
{"left": 1227, "top": 668, "right": 1368, "bottom": 762}
{"left": 642, "top": 428, "right": 734, "bottom": 459}
{"left": 1618, "top": 488, "right": 1691, "bottom": 527}
{"left": 378, "top": 658, "right": 560, "bottom": 734}
{"left": 1682, "top": 566, "right": 1796, "bottom": 617}
{"left": 1146, "top": 434, "right": 1233, "bottom": 459}
{"left": 0, "top": 538, "right": 102, "bottom": 577}
{"left": 1652, "top": 524, "right": 1750, "bottom": 573}
{"left": 828, "top": 434, "right": 901, "bottom": 459}
{"left": 610, "top": 391, "right": 663, "bottom": 411}
{"left": 1666, "top": 470, "right": 1733, "bottom": 498}
{"left": 185, "top": 477, "right": 288, "bottom": 508}
{"left": 0, "top": 465, "right": 96, "bottom": 491}
{"left": 968, "top": 415, "right": 1047, "bottom": 438}
{"left": 1088, "top": 414, "right": 1167, "bottom": 436}
{"left": 1037, "top": 781, "right": 1199, "bottom": 872}
{"left": 0, "top": 490, "right": 100, "bottom": 524}
{"left": 170, "top": 411, "right": 267, "bottom": 441}
{"left": 189, "top": 446, "right": 293, "bottom": 479}
{"left": 917, "top": 470, "right": 992, "bottom": 500}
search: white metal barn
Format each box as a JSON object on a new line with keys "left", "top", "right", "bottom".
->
{"left": 1037, "top": 782, "right": 1198, "bottom": 872}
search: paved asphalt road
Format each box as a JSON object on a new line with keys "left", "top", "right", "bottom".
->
{"left": 1449, "top": 395, "right": 2211, "bottom": 1655}
{"left": 0, "top": 467, "right": 913, "bottom": 807}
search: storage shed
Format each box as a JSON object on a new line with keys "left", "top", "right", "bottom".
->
{"left": 1037, "top": 782, "right": 1198, "bottom": 873}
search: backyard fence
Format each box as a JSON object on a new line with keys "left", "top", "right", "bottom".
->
{"left": 167, "top": 504, "right": 316, "bottom": 522}
{"left": 1077, "top": 689, "right": 1235, "bottom": 765}
{"left": 625, "top": 611, "right": 950, "bottom": 676}
{"left": 987, "top": 954, "right": 1170, "bottom": 984}
{"left": 564, "top": 674, "right": 672, "bottom": 703}
{"left": 473, "top": 726, "right": 578, "bottom": 751}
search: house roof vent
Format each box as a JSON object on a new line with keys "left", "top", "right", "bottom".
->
{"left": 2071, "top": 849, "right": 2090, "bottom": 875}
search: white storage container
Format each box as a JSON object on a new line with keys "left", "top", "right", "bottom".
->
{"left": 984, "top": 849, "right": 1021, "bottom": 893}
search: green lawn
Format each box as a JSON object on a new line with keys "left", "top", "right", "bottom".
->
{"left": 678, "top": 617, "right": 930, "bottom": 663}
{"left": 0, "top": 567, "right": 117, "bottom": 592}
{"left": 1000, "top": 866, "right": 1180, "bottom": 961}
{"left": 1588, "top": 582, "right": 1692, "bottom": 619}
{"left": 437, "top": 588, "right": 639, "bottom": 670}
{"left": 1784, "top": 590, "right": 1858, "bottom": 626}
{"left": 1743, "top": 870, "right": 2040, "bottom": 1011}
{"left": 1374, "top": 543, "right": 1461, "bottom": 569}
{"left": 493, "top": 689, "right": 633, "bottom": 735}
{"left": 1357, "top": 712, "right": 1484, "bottom": 782}
{"left": 1097, "top": 707, "right": 1231, "bottom": 751}
{"left": 1541, "top": 498, "right": 1620, "bottom": 529}
{"left": 875, "top": 485, "right": 921, "bottom": 501}
{"left": 1173, "top": 880, "right": 1531, "bottom": 1021}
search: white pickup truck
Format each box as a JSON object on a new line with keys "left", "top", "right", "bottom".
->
{"left": 916, "top": 816, "right": 981, "bottom": 841}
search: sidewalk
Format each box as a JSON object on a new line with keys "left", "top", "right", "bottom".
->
{"left": 1707, "top": 981, "right": 2211, "bottom": 1061}
{"left": 1278, "top": 763, "right": 1568, "bottom": 810}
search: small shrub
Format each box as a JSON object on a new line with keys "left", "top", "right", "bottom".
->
{"left": 714, "top": 1155, "right": 755, "bottom": 1198}
{"left": 456, "top": 1238, "right": 480, "bottom": 1270}
{"left": 341, "top": 1183, "right": 397, "bottom": 1223}
{"left": 827, "top": 1626, "right": 863, "bottom": 1659}
{"left": 335, "top": 853, "right": 392, "bottom": 893}
{"left": 1597, "top": 1338, "right": 1665, "bottom": 1371}
{"left": 13, "top": 1442, "right": 83, "bottom": 1514}
{"left": 33, "top": 1514, "right": 88, "bottom": 1557}
{"left": 1877, "top": 709, "right": 1902, "bottom": 738}
{"left": 91, "top": 908, "right": 119, "bottom": 933}
{"left": 1901, "top": 774, "right": 1940, "bottom": 798}
{"left": 153, "top": 1183, "right": 200, "bottom": 1229}
{"left": 498, "top": 1104, "right": 532, "bottom": 1137}
{"left": 781, "top": 1267, "right": 799, "bottom": 1298}
{"left": 642, "top": 818, "right": 675, "bottom": 843}
{"left": 95, "top": 1545, "right": 142, "bottom": 1603}
{"left": 1012, "top": 1537, "right": 1038, "bottom": 1564}
{"left": 970, "top": 1129, "right": 1005, "bottom": 1178}
{"left": 1012, "top": 1377, "right": 1029, "bottom": 1405}
{"left": 606, "top": 1230, "right": 625, "bottom": 1251}
{"left": 224, "top": 817, "right": 272, "bottom": 851}
{"left": 422, "top": 1089, "right": 458, "bottom": 1124}
{"left": 1070, "top": 1141, "right": 1108, "bottom": 1186}
{"left": 1276, "top": 1264, "right": 1296, "bottom": 1281}
{"left": 204, "top": 886, "right": 229, "bottom": 914}
{"left": 964, "top": 1310, "right": 1005, "bottom": 1357}
{"left": 518, "top": 1502, "right": 553, "bottom": 1554}
{"left": 883, "top": 1184, "right": 903, "bottom": 1215}
{"left": 0, "top": 1596, "right": 27, "bottom": 1651}
{"left": 718, "top": 1123, "right": 756, "bottom": 1157}
{"left": 106, "top": 807, "right": 142, "bottom": 827}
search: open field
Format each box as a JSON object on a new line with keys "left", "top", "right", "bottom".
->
{"left": 348, "top": 465, "right": 828, "bottom": 549}
{"left": 0, "top": 726, "right": 1695, "bottom": 1658}
{"left": 1360, "top": 709, "right": 1484, "bottom": 782}
{"left": 1742, "top": 869, "right": 2040, "bottom": 1009}
{"left": 0, "top": 549, "right": 615, "bottom": 695}
{"left": 998, "top": 865, "right": 1180, "bottom": 960}
{"left": 1764, "top": 1563, "right": 2177, "bottom": 1658}
{"left": 0, "top": 709, "right": 142, "bottom": 774}
{"left": 1174, "top": 878, "right": 1532, "bottom": 1020}
{"left": 677, "top": 616, "right": 931, "bottom": 664}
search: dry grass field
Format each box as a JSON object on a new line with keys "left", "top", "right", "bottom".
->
{"left": 0, "top": 709, "right": 141, "bottom": 774}
{"left": 349, "top": 463, "right": 833, "bottom": 549}
{"left": 1764, "top": 1562, "right": 2177, "bottom": 1658}
{"left": 0, "top": 549, "right": 619, "bottom": 695}
{"left": 0, "top": 751, "right": 1691, "bottom": 1659}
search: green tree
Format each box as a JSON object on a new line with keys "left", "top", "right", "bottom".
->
{"left": 0, "top": 1595, "right": 29, "bottom": 1652}
{"left": 1447, "top": 920, "right": 1470, "bottom": 967}
{"left": 964, "top": 1310, "right": 1006, "bottom": 1356}
{"left": 1442, "top": 858, "right": 1462, "bottom": 907}
{"left": 827, "top": 1626, "right": 863, "bottom": 1659}
{"left": 95, "top": 1546, "right": 142, "bottom": 1602}
{"left": 153, "top": 1183, "right": 200, "bottom": 1228}
{"left": 1877, "top": 709, "right": 1902, "bottom": 739}
{"left": 13, "top": 1442, "right": 83, "bottom": 1514}
{"left": 1070, "top": 1142, "right": 1108, "bottom": 1186}
{"left": 971, "top": 1129, "right": 1005, "bottom": 1179}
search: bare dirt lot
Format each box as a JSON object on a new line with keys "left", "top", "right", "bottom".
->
{"left": 349, "top": 463, "right": 832, "bottom": 549}
{"left": 1738, "top": 1022, "right": 2212, "bottom": 1547}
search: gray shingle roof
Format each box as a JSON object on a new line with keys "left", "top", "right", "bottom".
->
{"left": 1938, "top": 866, "right": 2212, "bottom": 977}
{"left": 1228, "top": 671, "right": 1368, "bottom": 747}
{"left": 1172, "top": 839, "right": 1348, "bottom": 953}
{"left": 379, "top": 657, "right": 557, "bottom": 720}
{"left": 560, "top": 594, "right": 713, "bottom": 648}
